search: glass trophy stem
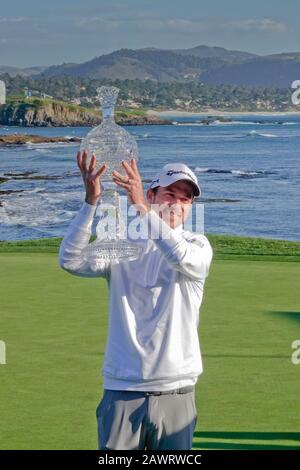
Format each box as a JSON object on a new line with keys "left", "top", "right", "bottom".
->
{"left": 97, "top": 187, "right": 125, "bottom": 240}
{"left": 82, "top": 185, "right": 142, "bottom": 262}
{"left": 102, "top": 106, "right": 114, "bottom": 122}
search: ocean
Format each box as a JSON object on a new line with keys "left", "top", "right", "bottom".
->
{"left": 0, "top": 113, "right": 299, "bottom": 241}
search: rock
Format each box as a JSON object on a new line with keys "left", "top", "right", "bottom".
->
{"left": 116, "top": 115, "right": 172, "bottom": 126}
{"left": 0, "top": 135, "right": 81, "bottom": 145}
{"left": 201, "top": 116, "right": 233, "bottom": 125}
{"left": 0, "top": 189, "right": 25, "bottom": 195}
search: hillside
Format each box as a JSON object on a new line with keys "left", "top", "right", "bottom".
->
{"left": 0, "top": 78, "right": 295, "bottom": 112}
{"left": 2, "top": 45, "right": 300, "bottom": 87}
{"left": 0, "top": 65, "right": 47, "bottom": 77}
{"left": 200, "top": 54, "right": 300, "bottom": 87}
{"left": 35, "top": 45, "right": 300, "bottom": 87}
{"left": 41, "top": 48, "right": 224, "bottom": 82}
{"left": 173, "top": 45, "right": 257, "bottom": 61}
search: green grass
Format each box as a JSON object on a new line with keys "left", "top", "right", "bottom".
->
{"left": 208, "top": 234, "right": 300, "bottom": 262}
{"left": 6, "top": 95, "right": 98, "bottom": 115}
{"left": 0, "top": 242, "right": 299, "bottom": 449}
{"left": 1, "top": 234, "right": 299, "bottom": 261}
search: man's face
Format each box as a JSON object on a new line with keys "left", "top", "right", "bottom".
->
{"left": 147, "top": 180, "right": 194, "bottom": 228}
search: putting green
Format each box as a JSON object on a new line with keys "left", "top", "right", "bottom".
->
{"left": 0, "top": 252, "right": 299, "bottom": 449}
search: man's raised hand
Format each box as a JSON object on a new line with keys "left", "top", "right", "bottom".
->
{"left": 112, "top": 158, "right": 150, "bottom": 215}
{"left": 77, "top": 150, "right": 107, "bottom": 205}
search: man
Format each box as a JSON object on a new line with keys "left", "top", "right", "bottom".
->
{"left": 58, "top": 151, "right": 213, "bottom": 450}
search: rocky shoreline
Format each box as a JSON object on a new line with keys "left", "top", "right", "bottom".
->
{"left": 0, "top": 171, "right": 66, "bottom": 201}
{"left": 0, "top": 135, "right": 81, "bottom": 145}
{"left": 0, "top": 99, "right": 172, "bottom": 127}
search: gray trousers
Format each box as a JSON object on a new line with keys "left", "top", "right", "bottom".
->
{"left": 96, "top": 388, "right": 197, "bottom": 450}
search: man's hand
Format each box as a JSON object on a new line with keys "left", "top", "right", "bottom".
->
{"left": 77, "top": 150, "right": 107, "bottom": 205}
{"left": 112, "top": 158, "right": 150, "bottom": 215}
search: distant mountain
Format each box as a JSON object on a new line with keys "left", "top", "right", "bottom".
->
{"left": 200, "top": 54, "right": 300, "bottom": 87}
{"left": 39, "top": 46, "right": 300, "bottom": 87}
{"left": 173, "top": 45, "right": 257, "bottom": 61}
{"left": 41, "top": 48, "right": 225, "bottom": 82}
{"left": 0, "top": 65, "right": 47, "bottom": 77}
{"left": 2, "top": 45, "right": 300, "bottom": 87}
{"left": 40, "top": 46, "right": 259, "bottom": 82}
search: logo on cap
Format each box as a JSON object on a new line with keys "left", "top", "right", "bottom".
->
{"left": 150, "top": 178, "right": 159, "bottom": 187}
{"left": 166, "top": 169, "right": 196, "bottom": 183}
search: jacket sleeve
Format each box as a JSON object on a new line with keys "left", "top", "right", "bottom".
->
{"left": 58, "top": 202, "right": 111, "bottom": 279}
{"left": 140, "top": 209, "right": 213, "bottom": 281}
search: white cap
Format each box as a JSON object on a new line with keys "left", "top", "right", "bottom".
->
{"left": 149, "top": 163, "right": 201, "bottom": 197}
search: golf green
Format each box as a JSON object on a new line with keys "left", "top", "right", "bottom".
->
{"left": 0, "top": 252, "right": 299, "bottom": 449}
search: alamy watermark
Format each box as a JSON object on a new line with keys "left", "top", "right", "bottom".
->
{"left": 291, "top": 80, "right": 300, "bottom": 105}
{"left": 95, "top": 198, "right": 205, "bottom": 240}
{"left": 0, "top": 340, "right": 6, "bottom": 365}
{"left": 291, "top": 340, "right": 300, "bottom": 365}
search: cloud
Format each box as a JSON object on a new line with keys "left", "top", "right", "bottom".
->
{"left": 1, "top": 10, "right": 285, "bottom": 39}
{"left": 157, "top": 19, "right": 208, "bottom": 33}
{"left": 71, "top": 14, "right": 288, "bottom": 36}
{"left": 227, "top": 18, "right": 287, "bottom": 33}
{"left": 0, "top": 17, "right": 28, "bottom": 23}
{"left": 136, "top": 17, "right": 288, "bottom": 35}
{"left": 73, "top": 15, "right": 209, "bottom": 34}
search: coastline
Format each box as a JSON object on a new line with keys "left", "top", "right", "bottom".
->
{"left": 147, "top": 109, "right": 300, "bottom": 117}
{"left": 0, "top": 98, "right": 172, "bottom": 127}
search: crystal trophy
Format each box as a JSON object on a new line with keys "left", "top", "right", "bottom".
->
{"left": 80, "top": 86, "right": 144, "bottom": 262}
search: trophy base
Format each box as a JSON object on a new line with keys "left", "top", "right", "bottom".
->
{"left": 82, "top": 238, "right": 144, "bottom": 263}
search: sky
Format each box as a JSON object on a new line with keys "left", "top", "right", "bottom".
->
{"left": 0, "top": 0, "right": 300, "bottom": 67}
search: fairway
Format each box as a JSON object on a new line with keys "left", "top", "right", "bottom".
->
{"left": 0, "top": 252, "right": 299, "bottom": 450}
